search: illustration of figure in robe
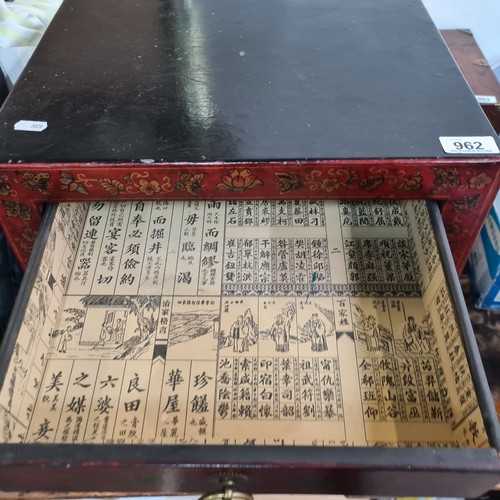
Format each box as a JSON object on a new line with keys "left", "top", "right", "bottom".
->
{"left": 315, "top": 313, "right": 328, "bottom": 351}
{"left": 230, "top": 315, "right": 244, "bottom": 352}
{"left": 240, "top": 319, "right": 250, "bottom": 353}
{"left": 271, "top": 314, "right": 289, "bottom": 352}
{"left": 403, "top": 316, "right": 429, "bottom": 354}
{"left": 113, "top": 318, "right": 125, "bottom": 344}
{"left": 364, "top": 315, "right": 380, "bottom": 351}
{"left": 99, "top": 322, "right": 111, "bottom": 346}
{"left": 57, "top": 326, "right": 73, "bottom": 353}
{"left": 304, "top": 313, "right": 328, "bottom": 351}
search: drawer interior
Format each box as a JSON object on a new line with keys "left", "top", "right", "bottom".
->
{"left": 0, "top": 200, "right": 493, "bottom": 450}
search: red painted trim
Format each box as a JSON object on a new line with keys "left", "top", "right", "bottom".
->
{"left": 1, "top": 158, "right": 499, "bottom": 272}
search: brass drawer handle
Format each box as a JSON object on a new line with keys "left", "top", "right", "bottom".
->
{"left": 199, "top": 477, "right": 253, "bottom": 500}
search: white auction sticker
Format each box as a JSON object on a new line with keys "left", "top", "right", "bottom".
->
{"left": 475, "top": 95, "right": 498, "bottom": 104}
{"left": 14, "top": 120, "right": 48, "bottom": 132}
{"left": 439, "top": 136, "right": 500, "bottom": 154}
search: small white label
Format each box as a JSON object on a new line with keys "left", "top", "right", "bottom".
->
{"left": 14, "top": 120, "right": 47, "bottom": 132}
{"left": 439, "top": 136, "right": 500, "bottom": 154}
{"left": 475, "top": 95, "right": 498, "bottom": 104}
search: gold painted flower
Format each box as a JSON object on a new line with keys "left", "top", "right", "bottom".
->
{"left": 22, "top": 227, "right": 38, "bottom": 243}
{"left": 58, "top": 172, "right": 89, "bottom": 194}
{"left": 275, "top": 172, "right": 302, "bottom": 194}
{"left": 0, "top": 176, "right": 12, "bottom": 196}
{"left": 138, "top": 179, "right": 161, "bottom": 196}
{"left": 451, "top": 194, "right": 481, "bottom": 212}
{"left": 467, "top": 172, "right": 492, "bottom": 190}
{"left": 360, "top": 174, "right": 384, "bottom": 191}
{"left": 176, "top": 173, "right": 204, "bottom": 196}
{"left": 396, "top": 170, "right": 423, "bottom": 191}
{"left": 99, "top": 178, "right": 125, "bottom": 195}
{"left": 217, "top": 168, "right": 263, "bottom": 193}
{"left": 22, "top": 172, "right": 49, "bottom": 194}
{"left": 320, "top": 178, "right": 340, "bottom": 192}
{"left": 0, "top": 201, "right": 32, "bottom": 220}
{"left": 433, "top": 167, "right": 460, "bottom": 191}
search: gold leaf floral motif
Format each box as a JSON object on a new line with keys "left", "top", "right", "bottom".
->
{"left": 58, "top": 172, "right": 89, "bottom": 195}
{"left": 433, "top": 167, "right": 460, "bottom": 192}
{"left": 360, "top": 174, "right": 384, "bottom": 191}
{"left": 176, "top": 173, "right": 204, "bottom": 196}
{"left": 22, "top": 172, "right": 50, "bottom": 194}
{"left": 0, "top": 176, "right": 12, "bottom": 196}
{"left": 275, "top": 172, "right": 302, "bottom": 194}
{"left": 0, "top": 201, "right": 32, "bottom": 220}
{"left": 451, "top": 194, "right": 482, "bottom": 212}
{"left": 396, "top": 170, "right": 423, "bottom": 191}
{"left": 320, "top": 178, "right": 340, "bottom": 192}
{"left": 138, "top": 179, "right": 161, "bottom": 196}
{"left": 123, "top": 173, "right": 134, "bottom": 185}
{"left": 99, "top": 178, "right": 125, "bottom": 195}
{"left": 22, "top": 227, "right": 38, "bottom": 243}
{"left": 217, "top": 168, "right": 263, "bottom": 193}
{"left": 467, "top": 172, "right": 492, "bottom": 190}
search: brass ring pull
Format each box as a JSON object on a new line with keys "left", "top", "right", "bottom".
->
{"left": 198, "top": 478, "right": 253, "bottom": 500}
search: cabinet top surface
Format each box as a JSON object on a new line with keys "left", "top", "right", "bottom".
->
{"left": 0, "top": 0, "right": 499, "bottom": 163}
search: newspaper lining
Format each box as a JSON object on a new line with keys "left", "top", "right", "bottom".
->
{"left": 0, "top": 200, "right": 487, "bottom": 448}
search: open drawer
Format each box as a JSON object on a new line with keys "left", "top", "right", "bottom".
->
{"left": 0, "top": 200, "right": 499, "bottom": 497}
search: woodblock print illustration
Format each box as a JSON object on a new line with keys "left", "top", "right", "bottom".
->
{"left": 0, "top": 200, "right": 490, "bottom": 447}
{"left": 47, "top": 295, "right": 160, "bottom": 360}
{"left": 165, "top": 297, "right": 219, "bottom": 359}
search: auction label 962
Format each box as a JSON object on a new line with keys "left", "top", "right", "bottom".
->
{"left": 439, "top": 136, "right": 500, "bottom": 154}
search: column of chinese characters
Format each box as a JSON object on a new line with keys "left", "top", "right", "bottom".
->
{"left": 343, "top": 238, "right": 419, "bottom": 287}
{"left": 258, "top": 238, "right": 272, "bottom": 285}
{"left": 157, "top": 361, "right": 190, "bottom": 441}
{"left": 57, "top": 202, "right": 89, "bottom": 254}
{"left": 413, "top": 201, "right": 439, "bottom": 277}
{"left": 308, "top": 238, "right": 330, "bottom": 285}
{"left": 215, "top": 357, "right": 232, "bottom": 420}
{"left": 175, "top": 201, "right": 204, "bottom": 296}
{"left": 226, "top": 201, "right": 326, "bottom": 228}
{"left": 333, "top": 299, "right": 352, "bottom": 331}
{"left": 56, "top": 203, "right": 89, "bottom": 292}
{"left": 157, "top": 297, "right": 171, "bottom": 342}
{"left": 276, "top": 239, "right": 292, "bottom": 285}
{"left": 241, "top": 201, "right": 257, "bottom": 227}
{"left": 200, "top": 201, "right": 224, "bottom": 294}
{"left": 223, "top": 238, "right": 238, "bottom": 286}
{"left": 274, "top": 200, "right": 289, "bottom": 226}
{"left": 69, "top": 202, "right": 110, "bottom": 294}
{"left": 258, "top": 358, "right": 276, "bottom": 419}
{"left": 359, "top": 354, "right": 447, "bottom": 424}
{"left": 413, "top": 358, "right": 445, "bottom": 422}
{"left": 294, "top": 239, "right": 308, "bottom": 285}
{"left": 215, "top": 356, "right": 343, "bottom": 423}
{"left": 137, "top": 201, "right": 173, "bottom": 294}
{"left": 184, "top": 362, "right": 216, "bottom": 442}
{"left": 91, "top": 201, "right": 130, "bottom": 295}
{"left": 292, "top": 200, "right": 324, "bottom": 227}
{"left": 239, "top": 239, "right": 257, "bottom": 286}
{"left": 339, "top": 201, "right": 406, "bottom": 227}
{"left": 117, "top": 201, "right": 153, "bottom": 294}
{"left": 225, "top": 201, "right": 238, "bottom": 226}
{"left": 233, "top": 357, "right": 258, "bottom": 420}
{"left": 435, "top": 285, "right": 476, "bottom": 423}
{"left": 85, "top": 361, "right": 124, "bottom": 443}
{"left": 61, "top": 362, "right": 99, "bottom": 443}
{"left": 27, "top": 360, "right": 73, "bottom": 443}
{"left": 111, "top": 361, "right": 150, "bottom": 443}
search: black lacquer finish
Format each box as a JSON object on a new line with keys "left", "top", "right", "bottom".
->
{"left": 0, "top": 0, "right": 498, "bottom": 163}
